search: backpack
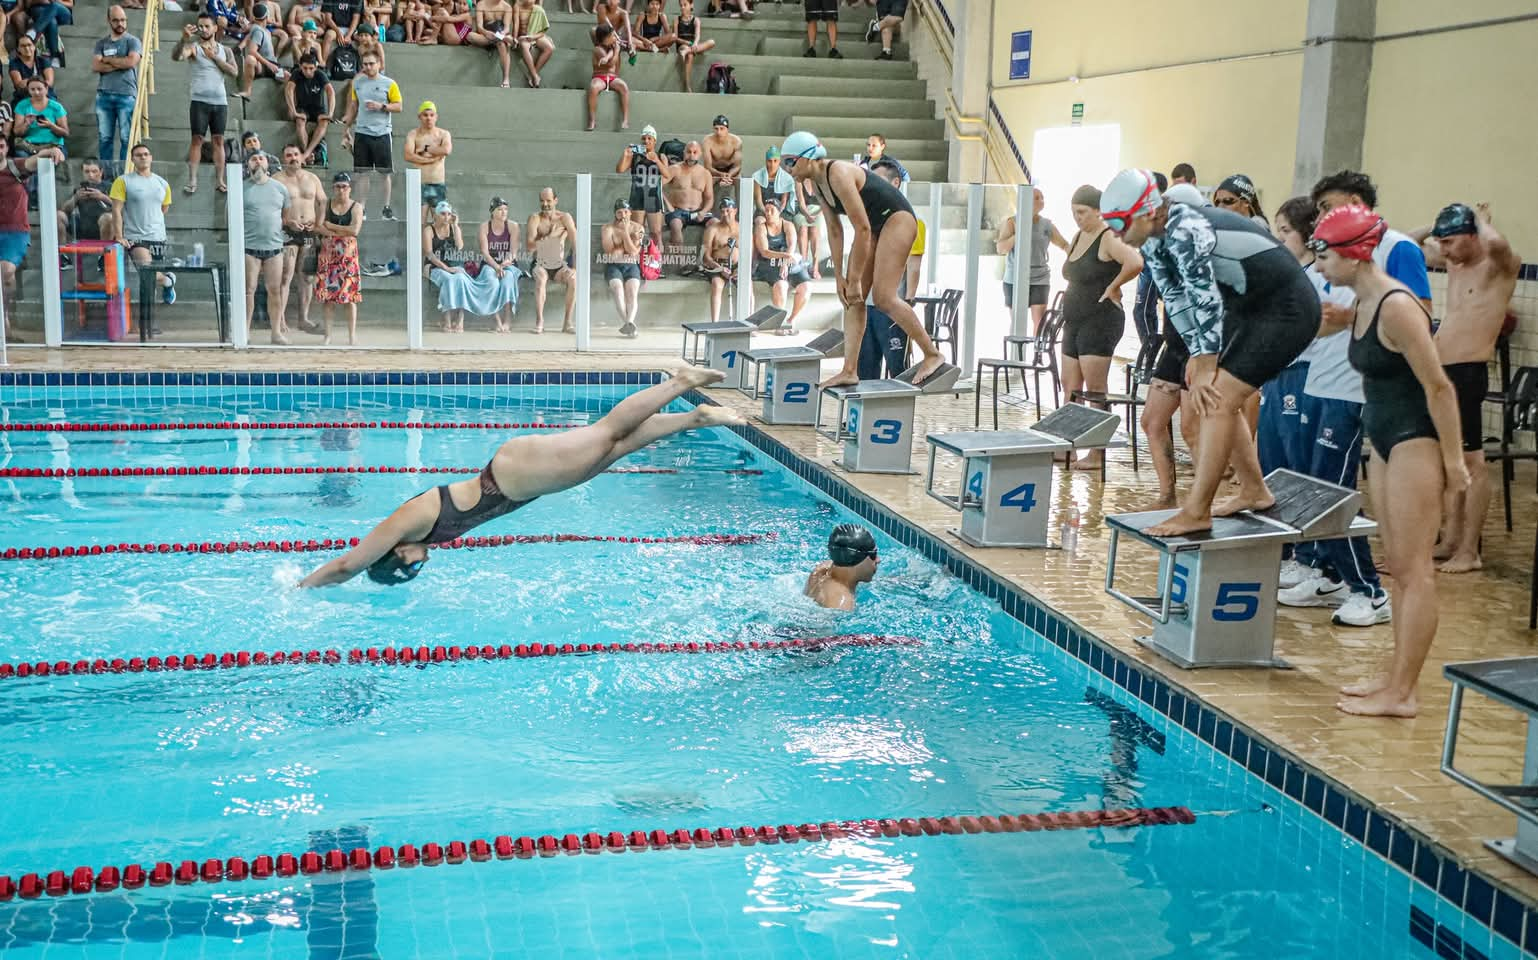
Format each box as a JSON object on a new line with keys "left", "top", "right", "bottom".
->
{"left": 705, "top": 62, "right": 737, "bottom": 95}
{"left": 640, "top": 237, "right": 662, "bottom": 281}
{"left": 385, "top": 23, "right": 405, "bottom": 42}
{"left": 658, "top": 138, "right": 686, "bottom": 164}
{"left": 327, "top": 42, "right": 360, "bottom": 81}
{"left": 199, "top": 138, "right": 239, "bottom": 164}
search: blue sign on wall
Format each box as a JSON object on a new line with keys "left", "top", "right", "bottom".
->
{"left": 1009, "top": 30, "right": 1032, "bottom": 80}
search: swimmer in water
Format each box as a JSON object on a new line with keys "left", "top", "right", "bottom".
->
{"left": 802, "top": 524, "right": 878, "bottom": 610}
{"left": 299, "top": 365, "right": 744, "bottom": 587}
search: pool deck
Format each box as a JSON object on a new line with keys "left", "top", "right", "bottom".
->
{"left": 5, "top": 346, "right": 1538, "bottom": 925}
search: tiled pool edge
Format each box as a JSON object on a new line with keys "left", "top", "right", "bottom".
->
{"left": 720, "top": 402, "right": 1538, "bottom": 959}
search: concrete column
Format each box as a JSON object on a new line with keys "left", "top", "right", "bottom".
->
{"left": 946, "top": 0, "right": 991, "bottom": 183}
{"left": 1292, "top": 0, "right": 1375, "bottom": 196}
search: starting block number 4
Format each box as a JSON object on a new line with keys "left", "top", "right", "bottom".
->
{"left": 1169, "top": 563, "right": 1261, "bottom": 623}
{"left": 966, "top": 472, "right": 1038, "bottom": 512}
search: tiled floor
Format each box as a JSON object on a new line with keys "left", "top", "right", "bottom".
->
{"left": 5, "top": 346, "right": 1538, "bottom": 913}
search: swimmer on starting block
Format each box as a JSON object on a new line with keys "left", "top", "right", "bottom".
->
{"left": 802, "top": 524, "right": 879, "bottom": 610}
{"left": 299, "top": 366, "right": 745, "bottom": 587}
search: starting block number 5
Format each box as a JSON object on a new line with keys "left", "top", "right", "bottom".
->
{"left": 966, "top": 473, "right": 1038, "bottom": 512}
{"left": 1170, "top": 563, "right": 1261, "bottom": 622}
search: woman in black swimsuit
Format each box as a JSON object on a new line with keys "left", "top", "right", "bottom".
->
{"left": 780, "top": 130, "right": 949, "bottom": 389}
{"left": 1311, "top": 204, "right": 1467, "bottom": 719}
{"left": 298, "top": 366, "right": 746, "bottom": 587}
{"left": 672, "top": 0, "right": 714, "bottom": 92}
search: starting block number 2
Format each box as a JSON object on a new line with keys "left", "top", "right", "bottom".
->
{"left": 966, "top": 472, "right": 1037, "bottom": 512}
{"left": 1170, "top": 563, "right": 1261, "bottom": 622}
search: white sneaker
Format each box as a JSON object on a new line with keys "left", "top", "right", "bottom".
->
{"left": 1278, "top": 558, "right": 1314, "bottom": 589}
{"left": 1279, "top": 575, "right": 1347, "bottom": 608}
{"left": 1333, "top": 592, "right": 1391, "bottom": 626}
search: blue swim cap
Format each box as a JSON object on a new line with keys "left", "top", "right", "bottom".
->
{"left": 780, "top": 131, "right": 826, "bottom": 163}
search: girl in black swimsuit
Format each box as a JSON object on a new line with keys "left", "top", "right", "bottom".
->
{"left": 298, "top": 367, "right": 746, "bottom": 588}
{"left": 1310, "top": 203, "right": 1468, "bottom": 720}
{"left": 779, "top": 130, "right": 951, "bottom": 389}
{"left": 672, "top": 0, "right": 713, "bottom": 91}
{"left": 631, "top": 0, "right": 673, "bottom": 53}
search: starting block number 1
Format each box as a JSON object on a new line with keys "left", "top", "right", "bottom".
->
{"left": 966, "top": 472, "right": 1038, "bottom": 512}
{"left": 1170, "top": 563, "right": 1261, "bottom": 622}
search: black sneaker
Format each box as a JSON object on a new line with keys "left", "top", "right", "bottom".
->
{"left": 877, "top": 49, "right": 893, "bottom": 60}
{"left": 828, "top": 47, "right": 843, "bottom": 59}
{"left": 864, "top": 18, "right": 878, "bottom": 42}
{"left": 382, "top": 205, "right": 397, "bottom": 221}
{"left": 804, "top": 46, "right": 816, "bottom": 57}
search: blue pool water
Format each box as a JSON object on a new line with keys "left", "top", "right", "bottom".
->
{"left": 0, "top": 384, "right": 1515, "bottom": 959}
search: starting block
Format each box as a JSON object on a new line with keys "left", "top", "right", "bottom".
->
{"left": 738, "top": 346, "right": 825, "bottom": 425}
{"left": 923, "top": 404, "right": 1123, "bottom": 548}
{"left": 681, "top": 307, "right": 787, "bottom": 388}
{"left": 1104, "top": 469, "right": 1377, "bottom": 668}
{"left": 805, "top": 329, "right": 845, "bottom": 357}
{"left": 814, "top": 364, "right": 963, "bottom": 474}
{"left": 1442, "top": 657, "right": 1538, "bottom": 876}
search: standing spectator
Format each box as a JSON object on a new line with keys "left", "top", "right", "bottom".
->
{"left": 172, "top": 14, "right": 237, "bottom": 195}
{"left": 285, "top": 53, "right": 334, "bottom": 166}
{"left": 314, "top": 170, "right": 362, "bottom": 343}
{"left": 8, "top": 34, "right": 53, "bottom": 105}
{"left": 671, "top": 0, "right": 713, "bottom": 92}
{"left": 511, "top": 0, "right": 553, "bottom": 88}
{"left": 699, "top": 196, "right": 738, "bottom": 324}
{"left": 996, "top": 187, "right": 1068, "bottom": 333}
{"left": 631, "top": 0, "right": 672, "bottom": 55}
{"left": 525, "top": 186, "right": 576, "bottom": 334}
{"left": 617, "top": 123, "right": 664, "bottom": 250}
{"left": 1170, "top": 163, "right": 1196, "bottom": 185}
{"left": 753, "top": 197, "right": 811, "bottom": 334}
{"left": 12, "top": 75, "right": 67, "bottom": 155}
{"left": 865, "top": 0, "right": 903, "bottom": 60}
{"left": 235, "top": 4, "right": 287, "bottom": 100}
{"left": 803, "top": 0, "right": 840, "bottom": 58}
{"left": 20, "top": 0, "right": 72, "bottom": 67}
{"left": 477, "top": 195, "right": 520, "bottom": 332}
{"left": 1212, "top": 173, "right": 1268, "bottom": 230}
{"left": 0, "top": 138, "right": 58, "bottom": 341}
{"left": 341, "top": 50, "right": 401, "bottom": 220}
{"left": 585, "top": 23, "right": 627, "bottom": 132}
{"left": 319, "top": 0, "right": 362, "bottom": 56}
{"left": 701, "top": 114, "right": 739, "bottom": 189}
{"left": 424, "top": 201, "right": 472, "bottom": 333}
{"left": 273, "top": 142, "right": 325, "bottom": 335}
{"left": 662, "top": 139, "right": 712, "bottom": 253}
{"left": 109, "top": 142, "right": 176, "bottom": 306}
{"left": 751, "top": 144, "right": 792, "bottom": 217}
{"left": 91, "top": 5, "right": 141, "bottom": 175}
{"left": 59, "top": 158, "right": 115, "bottom": 242}
{"left": 601, "top": 197, "right": 643, "bottom": 337}
{"left": 474, "top": 0, "right": 515, "bottom": 88}
{"left": 858, "top": 158, "right": 913, "bottom": 377}
{"left": 858, "top": 133, "right": 907, "bottom": 184}
{"left": 404, "top": 99, "right": 451, "bottom": 224}
{"left": 242, "top": 151, "right": 294, "bottom": 344}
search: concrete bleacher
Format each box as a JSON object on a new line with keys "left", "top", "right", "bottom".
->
{"left": 14, "top": 0, "right": 950, "bottom": 345}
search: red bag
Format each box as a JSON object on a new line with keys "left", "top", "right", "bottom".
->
{"left": 640, "top": 237, "right": 662, "bottom": 281}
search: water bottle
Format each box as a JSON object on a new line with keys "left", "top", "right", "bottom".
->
{"left": 191, "top": 242, "right": 205, "bottom": 267}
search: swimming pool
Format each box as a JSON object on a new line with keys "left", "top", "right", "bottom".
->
{"left": 0, "top": 374, "right": 1522, "bottom": 959}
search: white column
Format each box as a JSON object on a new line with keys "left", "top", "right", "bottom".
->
{"left": 226, "top": 163, "right": 247, "bottom": 349}
{"left": 405, "top": 168, "right": 423, "bottom": 349}
{"left": 734, "top": 177, "right": 753, "bottom": 324}
{"left": 961, "top": 182, "right": 983, "bottom": 373}
{"left": 0, "top": 269, "right": 8, "bottom": 365}
{"left": 574, "top": 173, "right": 592, "bottom": 351}
{"left": 1011, "top": 184, "right": 1032, "bottom": 337}
{"left": 926, "top": 186, "right": 942, "bottom": 295}
{"left": 38, "top": 157, "right": 62, "bottom": 347}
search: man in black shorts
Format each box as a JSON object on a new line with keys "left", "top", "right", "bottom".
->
{"left": 1101, "top": 167, "right": 1319, "bottom": 536}
{"left": 285, "top": 53, "right": 335, "bottom": 167}
{"left": 341, "top": 51, "right": 402, "bottom": 224}
{"left": 172, "top": 14, "right": 238, "bottom": 195}
{"left": 868, "top": 0, "right": 905, "bottom": 60}
{"left": 803, "top": 0, "right": 841, "bottom": 58}
{"left": 601, "top": 197, "right": 645, "bottom": 337}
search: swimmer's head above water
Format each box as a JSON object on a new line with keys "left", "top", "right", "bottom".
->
{"left": 366, "top": 543, "right": 430, "bottom": 585}
{"left": 828, "top": 524, "right": 878, "bottom": 573}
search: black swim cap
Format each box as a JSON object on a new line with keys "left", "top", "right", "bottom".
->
{"left": 1431, "top": 203, "right": 1478, "bottom": 238}
{"left": 366, "top": 551, "right": 426, "bottom": 585}
{"left": 827, "top": 524, "right": 877, "bottom": 567}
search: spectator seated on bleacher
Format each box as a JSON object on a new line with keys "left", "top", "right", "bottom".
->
{"left": 511, "top": 0, "right": 554, "bottom": 88}
{"left": 671, "top": 0, "right": 715, "bottom": 93}
{"left": 752, "top": 197, "right": 810, "bottom": 334}
{"left": 476, "top": 195, "right": 521, "bottom": 332}
{"left": 284, "top": 52, "right": 334, "bottom": 166}
{"left": 317, "top": 0, "right": 363, "bottom": 55}
{"left": 473, "top": 0, "right": 516, "bottom": 88}
{"left": 58, "top": 158, "right": 115, "bottom": 247}
{"left": 586, "top": 23, "right": 628, "bottom": 132}
{"left": 14, "top": 0, "right": 74, "bottom": 67}
{"left": 631, "top": 0, "right": 674, "bottom": 56}
{"left": 12, "top": 74, "right": 68, "bottom": 157}
{"left": 8, "top": 35, "right": 55, "bottom": 105}
{"left": 699, "top": 195, "right": 738, "bottom": 324}
{"left": 235, "top": 4, "right": 288, "bottom": 100}
{"left": 601, "top": 196, "right": 644, "bottom": 338}
{"left": 400, "top": 0, "right": 432, "bottom": 44}
{"left": 751, "top": 144, "right": 792, "bottom": 223}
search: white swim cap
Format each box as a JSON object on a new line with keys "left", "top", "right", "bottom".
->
{"left": 780, "top": 130, "right": 826, "bottom": 162}
{"left": 1100, "top": 169, "right": 1163, "bottom": 233}
{"left": 1164, "top": 183, "right": 1206, "bottom": 207}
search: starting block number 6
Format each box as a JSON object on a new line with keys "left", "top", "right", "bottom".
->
{"left": 1170, "top": 563, "right": 1261, "bottom": 622}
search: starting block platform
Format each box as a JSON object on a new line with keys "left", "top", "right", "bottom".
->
{"left": 1443, "top": 658, "right": 1538, "bottom": 876}
{"left": 1104, "top": 469, "right": 1377, "bottom": 669}
{"left": 923, "top": 404, "right": 1123, "bottom": 548}
{"left": 680, "top": 307, "right": 788, "bottom": 388}
{"left": 737, "top": 346, "right": 825, "bottom": 425}
{"left": 814, "top": 364, "right": 963, "bottom": 474}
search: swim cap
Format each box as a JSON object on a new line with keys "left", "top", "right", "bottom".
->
{"left": 1431, "top": 203, "right": 1478, "bottom": 238}
{"left": 1071, "top": 184, "right": 1102, "bottom": 209}
{"left": 1308, "top": 203, "right": 1386, "bottom": 261}
{"left": 1163, "top": 183, "right": 1206, "bottom": 207}
{"left": 366, "top": 551, "right": 426, "bottom": 585}
{"left": 827, "top": 524, "right": 877, "bottom": 567}
{"left": 780, "top": 131, "right": 826, "bottom": 163}
{"left": 765, "top": 145, "right": 780, "bottom": 160}
{"left": 641, "top": 124, "right": 658, "bottom": 139}
{"left": 418, "top": 100, "right": 436, "bottom": 115}
{"left": 1100, "top": 169, "right": 1162, "bottom": 233}
{"left": 1216, "top": 174, "right": 1259, "bottom": 210}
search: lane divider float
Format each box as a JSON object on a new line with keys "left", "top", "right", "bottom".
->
{"left": 0, "top": 532, "right": 773, "bottom": 563}
{"left": 0, "top": 807, "right": 1199, "bottom": 901}
{"left": 0, "top": 466, "right": 764, "bottom": 478}
{"left": 0, "top": 421, "right": 574, "bottom": 433}
{"left": 0, "top": 634, "right": 921, "bottom": 682}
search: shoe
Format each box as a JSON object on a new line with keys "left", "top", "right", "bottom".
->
{"left": 161, "top": 272, "right": 177, "bottom": 305}
{"left": 876, "top": 49, "right": 893, "bottom": 60}
{"left": 382, "top": 205, "right": 397, "bottom": 221}
{"left": 59, "top": 258, "right": 73, "bottom": 272}
{"left": 804, "top": 46, "right": 816, "bottom": 57}
{"left": 864, "top": 18, "right": 877, "bottom": 42}
{"left": 828, "top": 47, "right": 843, "bottom": 59}
{"left": 619, "top": 320, "right": 637, "bottom": 338}
{"left": 361, "top": 262, "right": 391, "bottom": 278}
{"left": 1332, "top": 592, "right": 1392, "bottom": 627}
{"left": 1278, "top": 575, "right": 1346, "bottom": 609}
{"left": 1278, "top": 558, "right": 1313, "bottom": 590}
{"left": 53, "top": 49, "right": 65, "bottom": 69}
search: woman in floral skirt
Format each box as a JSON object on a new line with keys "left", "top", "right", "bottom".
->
{"left": 314, "top": 171, "right": 363, "bottom": 344}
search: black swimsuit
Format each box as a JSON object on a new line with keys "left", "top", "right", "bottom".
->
{"left": 816, "top": 161, "right": 913, "bottom": 237}
{"left": 1348, "top": 289, "right": 1439, "bottom": 457}
{"left": 640, "top": 14, "right": 664, "bottom": 38}
{"left": 676, "top": 15, "right": 696, "bottom": 41}
{"left": 420, "top": 460, "right": 534, "bottom": 543}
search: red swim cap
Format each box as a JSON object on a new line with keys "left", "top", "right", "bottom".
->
{"left": 1309, "top": 204, "right": 1386, "bottom": 261}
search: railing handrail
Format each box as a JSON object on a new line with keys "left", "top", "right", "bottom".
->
{"left": 127, "top": 0, "right": 161, "bottom": 149}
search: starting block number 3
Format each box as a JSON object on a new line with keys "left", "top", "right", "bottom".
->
{"left": 966, "top": 472, "right": 1038, "bottom": 512}
{"left": 1170, "top": 563, "right": 1261, "bottom": 622}
{"left": 846, "top": 410, "right": 904, "bottom": 445}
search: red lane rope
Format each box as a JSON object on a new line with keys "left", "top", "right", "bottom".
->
{"left": 0, "top": 466, "right": 765, "bottom": 478}
{"left": 0, "top": 421, "right": 574, "bottom": 433}
{"left": 0, "top": 532, "right": 774, "bottom": 562}
{"left": 0, "top": 634, "right": 921, "bottom": 682}
{"left": 0, "top": 807, "right": 1198, "bottom": 901}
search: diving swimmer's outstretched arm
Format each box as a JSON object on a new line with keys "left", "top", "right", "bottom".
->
{"left": 299, "top": 496, "right": 434, "bottom": 587}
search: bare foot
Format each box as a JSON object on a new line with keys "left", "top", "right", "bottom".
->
{"left": 586, "top": 121, "right": 596, "bottom": 132}
{"left": 1145, "top": 511, "right": 1212, "bottom": 538}
{"left": 532, "top": 324, "right": 544, "bottom": 334}
{"left": 1336, "top": 690, "right": 1417, "bottom": 718}
{"left": 909, "top": 354, "right": 944, "bottom": 387}
{"left": 1438, "top": 553, "right": 1482, "bottom": 574}
{"left": 819, "top": 370, "right": 860, "bottom": 390}
{"left": 1340, "top": 676, "right": 1389, "bottom": 698}
{"left": 183, "top": 181, "right": 198, "bottom": 195}
{"left": 693, "top": 404, "right": 746, "bottom": 428}
{"left": 1212, "top": 493, "right": 1274, "bottom": 517}
{"left": 669, "top": 363, "right": 726, "bottom": 389}
{"left": 1070, "top": 455, "right": 1104, "bottom": 472}
{"left": 620, "top": 120, "right": 630, "bottom": 130}
{"left": 1148, "top": 491, "right": 1178, "bottom": 510}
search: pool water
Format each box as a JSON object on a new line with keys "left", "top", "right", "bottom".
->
{"left": 0, "top": 384, "right": 1512, "bottom": 959}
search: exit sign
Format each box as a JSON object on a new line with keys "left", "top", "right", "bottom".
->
{"left": 1071, "top": 102, "right": 1084, "bottom": 126}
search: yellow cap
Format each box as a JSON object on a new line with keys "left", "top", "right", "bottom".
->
{"left": 418, "top": 100, "right": 437, "bottom": 115}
